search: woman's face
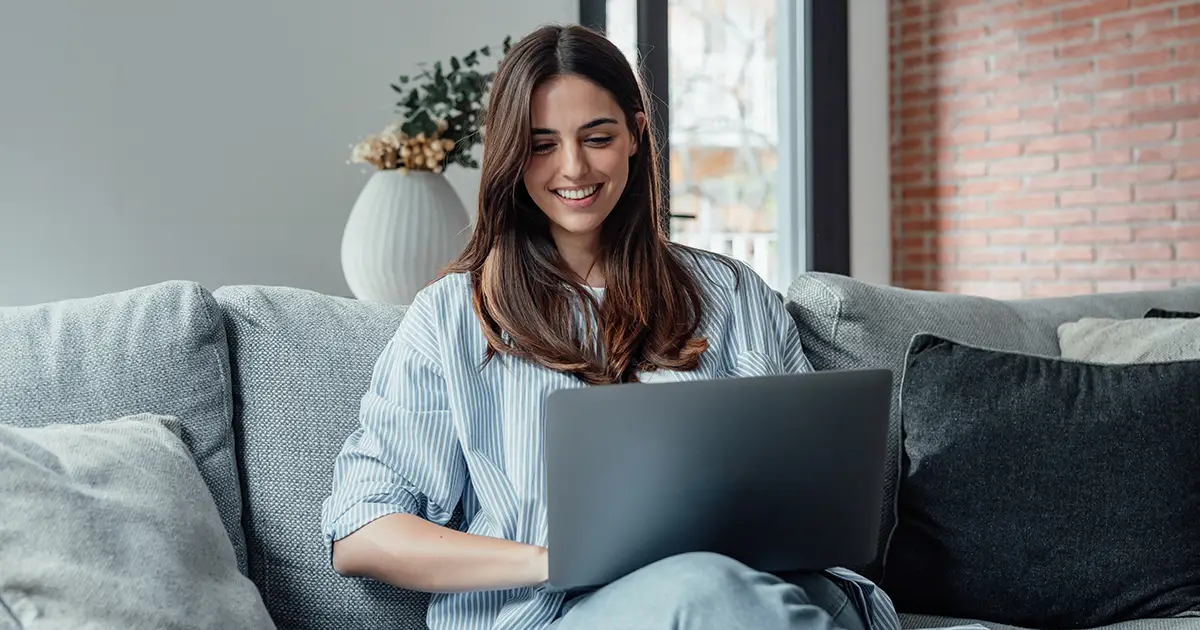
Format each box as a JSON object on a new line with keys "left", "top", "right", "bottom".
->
{"left": 523, "top": 74, "right": 645, "bottom": 246}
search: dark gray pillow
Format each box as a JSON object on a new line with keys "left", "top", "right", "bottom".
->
{"left": 1145, "top": 308, "right": 1200, "bottom": 319}
{"left": 0, "top": 414, "right": 275, "bottom": 630}
{"left": 785, "top": 272, "right": 1200, "bottom": 582}
{"left": 883, "top": 334, "right": 1200, "bottom": 628}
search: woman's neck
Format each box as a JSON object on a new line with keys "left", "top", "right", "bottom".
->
{"left": 552, "top": 229, "right": 604, "bottom": 287}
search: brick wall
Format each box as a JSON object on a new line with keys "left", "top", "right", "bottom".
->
{"left": 890, "top": 0, "right": 1200, "bottom": 298}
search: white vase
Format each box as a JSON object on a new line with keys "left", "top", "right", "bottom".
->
{"left": 341, "top": 169, "right": 470, "bottom": 304}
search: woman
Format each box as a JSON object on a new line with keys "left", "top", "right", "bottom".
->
{"left": 321, "top": 24, "right": 899, "bottom": 630}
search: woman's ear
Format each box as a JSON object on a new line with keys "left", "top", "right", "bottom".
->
{"left": 631, "top": 112, "right": 647, "bottom": 156}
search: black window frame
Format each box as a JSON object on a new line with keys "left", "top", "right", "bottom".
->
{"left": 578, "top": 0, "right": 850, "bottom": 275}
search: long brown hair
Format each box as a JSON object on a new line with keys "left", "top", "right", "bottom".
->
{"left": 442, "top": 24, "right": 733, "bottom": 385}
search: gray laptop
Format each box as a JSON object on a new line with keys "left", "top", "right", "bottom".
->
{"left": 543, "top": 368, "right": 892, "bottom": 590}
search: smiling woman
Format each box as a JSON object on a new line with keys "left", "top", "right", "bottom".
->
{"left": 441, "top": 24, "right": 717, "bottom": 386}
{"left": 524, "top": 87, "right": 643, "bottom": 282}
{"left": 321, "top": 23, "right": 899, "bottom": 630}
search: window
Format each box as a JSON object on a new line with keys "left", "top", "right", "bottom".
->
{"left": 667, "top": 0, "right": 779, "bottom": 286}
{"left": 581, "top": 0, "right": 850, "bottom": 288}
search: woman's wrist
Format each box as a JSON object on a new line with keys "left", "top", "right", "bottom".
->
{"left": 526, "top": 544, "right": 550, "bottom": 587}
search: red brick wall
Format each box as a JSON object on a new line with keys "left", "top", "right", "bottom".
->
{"left": 890, "top": 0, "right": 1200, "bottom": 299}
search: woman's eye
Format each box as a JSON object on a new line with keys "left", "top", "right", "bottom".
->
{"left": 586, "top": 136, "right": 614, "bottom": 147}
{"left": 531, "top": 143, "right": 555, "bottom": 154}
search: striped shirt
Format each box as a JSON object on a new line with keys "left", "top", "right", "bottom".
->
{"left": 321, "top": 249, "right": 980, "bottom": 630}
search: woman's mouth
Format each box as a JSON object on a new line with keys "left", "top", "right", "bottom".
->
{"left": 553, "top": 184, "right": 601, "bottom": 208}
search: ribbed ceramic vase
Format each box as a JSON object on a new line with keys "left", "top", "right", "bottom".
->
{"left": 341, "top": 169, "right": 470, "bottom": 304}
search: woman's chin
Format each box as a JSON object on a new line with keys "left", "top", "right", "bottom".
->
{"left": 550, "top": 218, "right": 606, "bottom": 240}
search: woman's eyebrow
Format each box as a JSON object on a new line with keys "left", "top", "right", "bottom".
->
{"left": 531, "top": 117, "right": 619, "bottom": 136}
{"left": 580, "top": 117, "right": 618, "bottom": 129}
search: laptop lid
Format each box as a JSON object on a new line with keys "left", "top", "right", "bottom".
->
{"left": 544, "top": 368, "right": 892, "bottom": 590}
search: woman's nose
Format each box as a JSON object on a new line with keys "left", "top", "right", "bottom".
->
{"left": 559, "top": 144, "right": 591, "bottom": 179}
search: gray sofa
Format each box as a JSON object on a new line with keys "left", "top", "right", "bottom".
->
{"left": 2, "top": 273, "right": 1199, "bottom": 630}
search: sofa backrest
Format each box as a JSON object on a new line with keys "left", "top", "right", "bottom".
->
{"left": 213, "top": 285, "right": 430, "bottom": 630}
{"left": 0, "top": 281, "right": 248, "bottom": 574}
{"left": 785, "top": 272, "right": 1200, "bottom": 583}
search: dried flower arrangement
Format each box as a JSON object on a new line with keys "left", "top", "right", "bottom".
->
{"left": 350, "top": 36, "right": 513, "bottom": 174}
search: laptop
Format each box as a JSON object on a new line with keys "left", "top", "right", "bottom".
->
{"left": 543, "top": 368, "right": 892, "bottom": 591}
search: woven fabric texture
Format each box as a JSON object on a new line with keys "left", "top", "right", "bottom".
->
{"left": 0, "top": 414, "right": 274, "bottom": 630}
{"left": 0, "top": 280, "right": 247, "bottom": 575}
{"left": 215, "top": 285, "right": 436, "bottom": 630}
{"left": 1058, "top": 316, "right": 1200, "bottom": 364}
{"left": 888, "top": 335, "right": 1200, "bottom": 627}
{"left": 784, "top": 273, "right": 1200, "bottom": 583}
{"left": 900, "top": 613, "right": 1200, "bottom": 630}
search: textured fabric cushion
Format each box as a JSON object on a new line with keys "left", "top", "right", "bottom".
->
{"left": 784, "top": 273, "right": 1200, "bottom": 581}
{"left": 884, "top": 335, "right": 1200, "bottom": 628}
{"left": 1058, "top": 315, "right": 1200, "bottom": 363}
{"left": 900, "top": 613, "right": 1200, "bottom": 630}
{"left": 0, "top": 414, "right": 274, "bottom": 630}
{"left": 214, "top": 285, "right": 435, "bottom": 630}
{"left": 0, "top": 280, "right": 248, "bottom": 574}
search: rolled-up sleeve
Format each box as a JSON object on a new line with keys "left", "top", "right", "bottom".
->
{"left": 730, "top": 269, "right": 814, "bottom": 378}
{"left": 320, "top": 298, "right": 467, "bottom": 554}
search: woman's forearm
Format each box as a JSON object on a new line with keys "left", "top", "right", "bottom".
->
{"left": 331, "top": 513, "right": 549, "bottom": 593}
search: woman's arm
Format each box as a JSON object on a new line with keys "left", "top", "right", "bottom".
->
{"left": 322, "top": 283, "right": 541, "bottom": 594}
{"left": 332, "top": 514, "right": 548, "bottom": 593}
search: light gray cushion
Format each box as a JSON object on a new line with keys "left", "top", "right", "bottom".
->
{"left": 214, "top": 285, "right": 433, "bottom": 630}
{"left": 901, "top": 613, "right": 1200, "bottom": 630}
{"left": 1058, "top": 316, "right": 1200, "bottom": 363}
{"left": 0, "top": 414, "right": 275, "bottom": 630}
{"left": 0, "top": 280, "right": 248, "bottom": 574}
{"left": 784, "top": 273, "right": 1200, "bottom": 582}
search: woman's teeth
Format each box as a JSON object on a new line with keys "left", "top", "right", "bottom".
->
{"left": 554, "top": 185, "right": 599, "bottom": 200}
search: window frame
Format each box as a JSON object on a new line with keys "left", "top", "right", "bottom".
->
{"left": 578, "top": 0, "right": 851, "bottom": 279}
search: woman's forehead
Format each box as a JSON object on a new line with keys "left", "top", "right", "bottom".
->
{"left": 529, "top": 76, "right": 625, "bottom": 128}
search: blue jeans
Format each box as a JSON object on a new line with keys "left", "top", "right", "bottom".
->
{"left": 549, "top": 552, "right": 869, "bottom": 630}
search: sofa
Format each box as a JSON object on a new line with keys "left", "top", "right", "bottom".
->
{"left": 2, "top": 272, "right": 1199, "bottom": 630}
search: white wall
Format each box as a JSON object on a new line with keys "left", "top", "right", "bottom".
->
{"left": 848, "top": 0, "right": 892, "bottom": 286}
{"left": 0, "top": 0, "right": 576, "bottom": 306}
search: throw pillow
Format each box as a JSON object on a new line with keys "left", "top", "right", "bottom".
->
{"left": 883, "top": 335, "right": 1200, "bottom": 629}
{"left": 784, "top": 272, "right": 1200, "bottom": 582}
{"left": 0, "top": 413, "right": 276, "bottom": 630}
{"left": 1058, "top": 315, "right": 1200, "bottom": 364}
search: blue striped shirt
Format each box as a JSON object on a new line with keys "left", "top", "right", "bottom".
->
{"left": 321, "top": 250, "right": 980, "bottom": 630}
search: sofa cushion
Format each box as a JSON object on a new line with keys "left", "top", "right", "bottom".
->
{"left": 214, "top": 285, "right": 436, "bottom": 630}
{"left": 784, "top": 272, "right": 1200, "bottom": 581}
{"left": 0, "top": 280, "right": 247, "bottom": 574}
{"left": 900, "top": 613, "right": 1200, "bottom": 630}
{"left": 0, "top": 414, "right": 274, "bottom": 630}
{"left": 884, "top": 335, "right": 1200, "bottom": 628}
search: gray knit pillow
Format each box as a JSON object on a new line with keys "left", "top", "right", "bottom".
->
{"left": 0, "top": 280, "right": 247, "bottom": 574}
{"left": 1058, "top": 315, "right": 1200, "bottom": 364}
{"left": 0, "top": 414, "right": 275, "bottom": 630}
